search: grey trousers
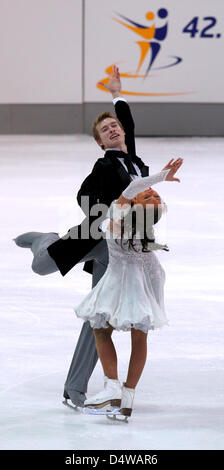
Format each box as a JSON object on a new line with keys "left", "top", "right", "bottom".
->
{"left": 30, "top": 233, "right": 108, "bottom": 401}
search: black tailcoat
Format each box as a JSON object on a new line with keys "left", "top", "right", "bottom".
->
{"left": 48, "top": 100, "right": 149, "bottom": 276}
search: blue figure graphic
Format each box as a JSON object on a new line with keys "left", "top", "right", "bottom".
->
{"left": 114, "top": 8, "right": 169, "bottom": 76}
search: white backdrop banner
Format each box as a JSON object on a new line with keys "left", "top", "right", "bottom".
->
{"left": 0, "top": 0, "right": 83, "bottom": 103}
{"left": 84, "top": 0, "right": 224, "bottom": 102}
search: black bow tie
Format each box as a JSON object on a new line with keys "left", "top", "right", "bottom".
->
{"left": 105, "top": 150, "right": 138, "bottom": 176}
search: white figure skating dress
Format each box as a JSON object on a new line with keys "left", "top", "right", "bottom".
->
{"left": 75, "top": 202, "right": 168, "bottom": 334}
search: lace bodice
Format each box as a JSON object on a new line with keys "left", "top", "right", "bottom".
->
{"left": 106, "top": 234, "right": 164, "bottom": 272}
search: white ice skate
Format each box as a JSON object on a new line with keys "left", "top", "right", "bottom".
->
{"left": 83, "top": 382, "right": 135, "bottom": 423}
{"left": 83, "top": 376, "right": 121, "bottom": 411}
{"left": 106, "top": 384, "right": 135, "bottom": 423}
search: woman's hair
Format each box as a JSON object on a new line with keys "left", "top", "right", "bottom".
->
{"left": 115, "top": 203, "right": 162, "bottom": 252}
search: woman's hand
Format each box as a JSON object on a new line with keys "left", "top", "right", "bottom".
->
{"left": 163, "top": 158, "right": 183, "bottom": 182}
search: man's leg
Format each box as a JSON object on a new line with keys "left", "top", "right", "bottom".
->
{"left": 63, "top": 321, "right": 98, "bottom": 406}
{"left": 63, "top": 240, "right": 109, "bottom": 407}
{"left": 14, "top": 232, "right": 59, "bottom": 275}
{"left": 14, "top": 231, "right": 109, "bottom": 406}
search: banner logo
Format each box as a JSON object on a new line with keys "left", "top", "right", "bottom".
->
{"left": 97, "top": 8, "right": 192, "bottom": 97}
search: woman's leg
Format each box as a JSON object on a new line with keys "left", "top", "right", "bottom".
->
{"left": 117, "top": 329, "right": 148, "bottom": 417}
{"left": 125, "top": 329, "right": 148, "bottom": 389}
{"left": 84, "top": 325, "right": 121, "bottom": 408}
{"left": 93, "top": 325, "right": 118, "bottom": 380}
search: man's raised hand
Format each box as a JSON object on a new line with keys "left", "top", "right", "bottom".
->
{"left": 98, "top": 65, "right": 122, "bottom": 97}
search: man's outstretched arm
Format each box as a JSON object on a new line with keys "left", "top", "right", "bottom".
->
{"left": 99, "top": 65, "right": 136, "bottom": 156}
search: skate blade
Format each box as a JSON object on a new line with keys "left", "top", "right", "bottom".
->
{"left": 106, "top": 414, "right": 129, "bottom": 423}
{"left": 82, "top": 406, "right": 120, "bottom": 416}
{"left": 62, "top": 399, "right": 81, "bottom": 412}
{"left": 83, "top": 407, "right": 129, "bottom": 422}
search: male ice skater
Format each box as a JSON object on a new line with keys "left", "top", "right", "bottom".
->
{"left": 14, "top": 66, "right": 150, "bottom": 407}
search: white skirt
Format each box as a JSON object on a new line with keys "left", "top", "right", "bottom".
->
{"left": 75, "top": 238, "right": 168, "bottom": 333}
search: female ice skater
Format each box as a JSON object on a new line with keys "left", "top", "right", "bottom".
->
{"left": 75, "top": 157, "right": 183, "bottom": 419}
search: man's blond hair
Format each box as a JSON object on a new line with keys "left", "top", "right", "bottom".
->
{"left": 92, "top": 112, "right": 124, "bottom": 149}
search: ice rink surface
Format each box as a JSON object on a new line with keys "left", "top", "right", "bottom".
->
{"left": 0, "top": 135, "right": 224, "bottom": 450}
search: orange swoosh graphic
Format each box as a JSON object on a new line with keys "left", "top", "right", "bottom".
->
{"left": 97, "top": 66, "right": 193, "bottom": 97}
{"left": 113, "top": 17, "right": 155, "bottom": 40}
